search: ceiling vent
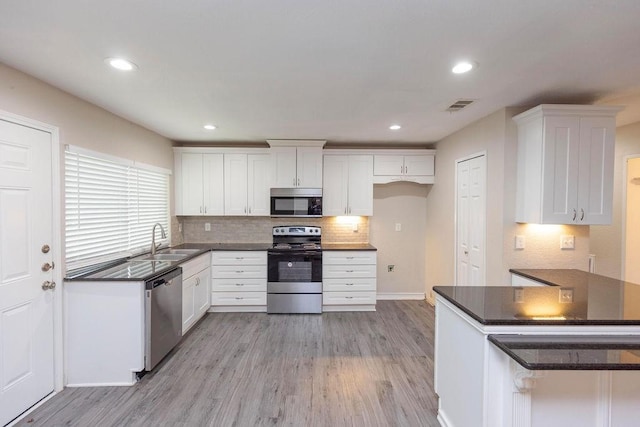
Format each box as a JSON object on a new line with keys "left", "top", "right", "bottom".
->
{"left": 446, "top": 99, "right": 475, "bottom": 113}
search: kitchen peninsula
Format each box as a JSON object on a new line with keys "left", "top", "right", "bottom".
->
{"left": 433, "top": 271, "right": 640, "bottom": 427}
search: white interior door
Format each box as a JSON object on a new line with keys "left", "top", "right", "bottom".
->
{"left": 455, "top": 154, "right": 486, "bottom": 286}
{"left": 0, "top": 119, "right": 55, "bottom": 425}
{"left": 625, "top": 156, "right": 640, "bottom": 283}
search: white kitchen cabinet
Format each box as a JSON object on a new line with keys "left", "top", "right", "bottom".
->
{"left": 373, "top": 153, "right": 435, "bottom": 184}
{"left": 322, "top": 250, "right": 377, "bottom": 311}
{"left": 323, "top": 154, "right": 373, "bottom": 216}
{"left": 211, "top": 251, "right": 267, "bottom": 312}
{"left": 514, "top": 105, "right": 622, "bottom": 224}
{"left": 181, "top": 253, "right": 211, "bottom": 334}
{"left": 224, "top": 153, "right": 271, "bottom": 216}
{"left": 268, "top": 140, "right": 325, "bottom": 188}
{"left": 175, "top": 152, "right": 224, "bottom": 215}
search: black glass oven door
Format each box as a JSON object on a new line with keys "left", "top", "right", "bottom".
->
{"left": 268, "top": 251, "right": 322, "bottom": 283}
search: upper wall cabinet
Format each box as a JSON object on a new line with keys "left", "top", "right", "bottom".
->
{"left": 267, "top": 140, "right": 325, "bottom": 188}
{"left": 514, "top": 104, "right": 622, "bottom": 225}
{"left": 373, "top": 150, "right": 436, "bottom": 184}
{"left": 174, "top": 148, "right": 271, "bottom": 217}
{"left": 323, "top": 153, "right": 373, "bottom": 216}
{"left": 174, "top": 151, "right": 224, "bottom": 216}
{"left": 224, "top": 153, "right": 271, "bottom": 216}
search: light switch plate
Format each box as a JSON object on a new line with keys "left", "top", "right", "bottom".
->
{"left": 205, "top": 222, "right": 211, "bottom": 231}
{"left": 515, "top": 235, "right": 525, "bottom": 250}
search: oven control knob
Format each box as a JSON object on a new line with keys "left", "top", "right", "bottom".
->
{"left": 275, "top": 229, "right": 279, "bottom": 233}
{"left": 287, "top": 262, "right": 293, "bottom": 267}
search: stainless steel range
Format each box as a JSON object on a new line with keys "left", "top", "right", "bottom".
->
{"left": 267, "top": 226, "right": 322, "bottom": 314}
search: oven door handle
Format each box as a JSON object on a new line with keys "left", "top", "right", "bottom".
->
{"left": 268, "top": 251, "right": 322, "bottom": 257}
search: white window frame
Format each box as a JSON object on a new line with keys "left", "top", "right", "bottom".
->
{"left": 64, "top": 145, "right": 170, "bottom": 273}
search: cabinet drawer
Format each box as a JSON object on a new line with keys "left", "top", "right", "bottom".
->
{"left": 323, "top": 278, "right": 376, "bottom": 292}
{"left": 181, "top": 254, "right": 210, "bottom": 279}
{"left": 211, "top": 278, "right": 266, "bottom": 292}
{"left": 211, "top": 264, "right": 267, "bottom": 279}
{"left": 211, "top": 251, "right": 267, "bottom": 265}
{"left": 211, "top": 291, "right": 266, "bottom": 306}
{"left": 322, "top": 264, "right": 376, "bottom": 279}
{"left": 323, "top": 291, "right": 376, "bottom": 305}
{"left": 322, "top": 251, "right": 376, "bottom": 265}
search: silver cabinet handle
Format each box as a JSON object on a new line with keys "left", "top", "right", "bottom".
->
{"left": 346, "top": 283, "right": 354, "bottom": 286}
{"left": 195, "top": 277, "right": 200, "bottom": 286}
{"left": 42, "top": 281, "right": 56, "bottom": 291}
{"left": 248, "top": 207, "right": 251, "bottom": 214}
{"left": 235, "top": 283, "right": 244, "bottom": 286}
{"left": 235, "top": 257, "right": 244, "bottom": 260}
{"left": 346, "top": 256, "right": 354, "bottom": 260}
{"left": 346, "top": 296, "right": 353, "bottom": 299}
{"left": 400, "top": 165, "right": 403, "bottom": 173}
{"left": 346, "top": 270, "right": 354, "bottom": 273}
{"left": 293, "top": 178, "right": 296, "bottom": 186}
{"left": 235, "top": 270, "right": 244, "bottom": 273}
{"left": 204, "top": 206, "right": 207, "bottom": 214}
{"left": 244, "top": 206, "right": 247, "bottom": 213}
{"left": 580, "top": 208, "right": 585, "bottom": 221}
{"left": 297, "top": 178, "right": 301, "bottom": 186}
{"left": 572, "top": 208, "right": 577, "bottom": 221}
{"left": 235, "top": 297, "right": 243, "bottom": 300}
{"left": 200, "top": 206, "right": 203, "bottom": 214}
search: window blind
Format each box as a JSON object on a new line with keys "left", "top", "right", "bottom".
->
{"left": 65, "top": 146, "right": 170, "bottom": 273}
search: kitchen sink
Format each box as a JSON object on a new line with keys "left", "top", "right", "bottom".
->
{"left": 132, "top": 253, "right": 188, "bottom": 261}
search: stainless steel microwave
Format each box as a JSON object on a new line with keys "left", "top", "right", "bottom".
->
{"left": 270, "top": 188, "right": 322, "bottom": 217}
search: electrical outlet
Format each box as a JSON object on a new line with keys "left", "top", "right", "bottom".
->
{"left": 395, "top": 223, "right": 402, "bottom": 232}
{"left": 560, "top": 235, "right": 575, "bottom": 249}
{"left": 388, "top": 265, "right": 395, "bottom": 272}
{"left": 515, "top": 235, "right": 525, "bottom": 250}
{"left": 559, "top": 288, "right": 574, "bottom": 303}
{"left": 205, "top": 222, "right": 211, "bottom": 231}
{"left": 178, "top": 223, "right": 182, "bottom": 233}
{"left": 352, "top": 222, "right": 358, "bottom": 232}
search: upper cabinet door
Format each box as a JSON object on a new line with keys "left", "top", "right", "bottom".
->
{"left": 247, "top": 154, "right": 271, "bottom": 216}
{"left": 202, "top": 154, "right": 224, "bottom": 216}
{"left": 540, "top": 115, "right": 581, "bottom": 224}
{"left": 296, "top": 146, "right": 323, "bottom": 188}
{"left": 224, "top": 154, "right": 248, "bottom": 215}
{"left": 577, "top": 116, "right": 615, "bottom": 225}
{"left": 180, "top": 153, "right": 205, "bottom": 215}
{"left": 373, "top": 155, "right": 404, "bottom": 176}
{"left": 270, "top": 147, "right": 297, "bottom": 187}
{"left": 405, "top": 155, "right": 435, "bottom": 176}
{"left": 323, "top": 155, "right": 349, "bottom": 216}
{"left": 346, "top": 155, "right": 373, "bottom": 216}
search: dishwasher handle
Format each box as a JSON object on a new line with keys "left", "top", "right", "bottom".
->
{"left": 146, "top": 267, "right": 182, "bottom": 289}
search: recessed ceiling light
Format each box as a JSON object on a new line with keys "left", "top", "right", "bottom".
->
{"left": 203, "top": 124, "right": 217, "bottom": 130}
{"left": 105, "top": 57, "right": 138, "bottom": 71}
{"left": 452, "top": 61, "right": 477, "bottom": 74}
{"left": 389, "top": 124, "right": 401, "bottom": 130}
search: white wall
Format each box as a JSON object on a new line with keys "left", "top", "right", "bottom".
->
{"left": 0, "top": 63, "right": 174, "bottom": 269}
{"left": 370, "top": 182, "right": 429, "bottom": 297}
{"left": 425, "top": 107, "right": 593, "bottom": 301}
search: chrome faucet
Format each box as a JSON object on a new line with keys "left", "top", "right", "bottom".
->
{"left": 151, "top": 223, "right": 167, "bottom": 255}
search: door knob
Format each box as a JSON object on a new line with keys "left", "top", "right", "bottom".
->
{"left": 41, "top": 244, "right": 50, "bottom": 254}
{"left": 42, "top": 262, "right": 54, "bottom": 272}
{"left": 42, "top": 281, "right": 56, "bottom": 290}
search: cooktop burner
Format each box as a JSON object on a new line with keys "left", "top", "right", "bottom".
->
{"left": 272, "top": 242, "right": 322, "bottom": 250}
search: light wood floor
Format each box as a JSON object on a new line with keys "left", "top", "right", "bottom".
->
{"left": 17, "top": 301, "right": 439, "bottom": 426}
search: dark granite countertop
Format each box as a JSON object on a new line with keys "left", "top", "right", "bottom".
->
{"left": 510, "top": 268, "right": 628, "bottom": 288}
{"left": 433, "top": 280, "right": 640, "bottom": 325}
{"left": 488, "top": 334, "right": 640, "bottom": 370}
{"left": 67, "top": 242, "right": 376, "bottom": 281}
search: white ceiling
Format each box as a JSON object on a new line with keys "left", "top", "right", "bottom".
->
{"left": 2, "top": 0, "right": 640, "bottom": 145}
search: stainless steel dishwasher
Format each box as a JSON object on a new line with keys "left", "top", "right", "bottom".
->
{"left": 145, "top": 267, "right": 182, "bottom": 371}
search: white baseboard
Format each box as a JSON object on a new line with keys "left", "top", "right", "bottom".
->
{"left": 376, "top": 292, "right": 426, "bottom": 300}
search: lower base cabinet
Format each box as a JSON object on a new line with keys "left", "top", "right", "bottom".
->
{"left": 181, "top": 253, "right": 211, "bottom": 334}
{"left": 211, "top": 251, "right": 267, "bottom": 312}
{"left": 322, "top": 251, "right": 377, "bottom": 311}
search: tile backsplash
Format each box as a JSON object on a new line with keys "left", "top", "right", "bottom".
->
{"left": 171, "top": 216, "right": 369, "bottom": 245}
